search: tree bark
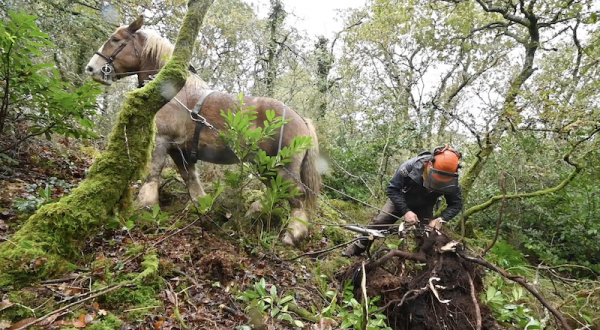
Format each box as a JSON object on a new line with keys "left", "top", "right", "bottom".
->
{"left": 0, "top": 0, "right": 215, "bottom": 288}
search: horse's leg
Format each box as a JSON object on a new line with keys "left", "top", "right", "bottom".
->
{"left": 168, "top": 149, "right": 206, "bottom": 202}
{"left": 137, "top": 136, "right": 169, "bottom": 207}
{"left": 278, "top": 153, "right": 311, "bottom": 247}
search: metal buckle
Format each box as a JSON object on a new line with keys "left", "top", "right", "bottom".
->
{"left": 101, "top": 63, "right": 113, "bottom": 81}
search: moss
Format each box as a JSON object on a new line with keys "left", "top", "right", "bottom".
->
{"left": 137, "top": 253, "right": 159, "bottom": 282}
{"left": 322, "top": 226, "right": 352, "bottom": 246}
{"left": 0, "top": 0, "right": 214, "bottom": 287}
{"left": 317, "top": 257, "right": 352, "bottom": 279}
{"left": 158, "top": 258, "right": 177, "bottom": 277}
{"left": 100, "top": 284, "right": 163, "bottom": 322}
{"left": 1, "top": 290, "right": 37, "bottom": 321}
{"left": 124, "top": 244, "right": 145, "bottom": 257}
{"left": 321, "top": 199, "right": 374, "bottom": 225}
{"left": 79, "top": 145, "right": 100, "bottom": 159}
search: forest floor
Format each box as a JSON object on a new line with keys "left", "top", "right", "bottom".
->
{"left": 0, "top": 138, "right": 595, "bottom": 330}
{"left": 0, "top": 138, "right": 361, "bottom": 330}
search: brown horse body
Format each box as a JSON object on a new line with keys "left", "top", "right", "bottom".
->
{"left": 86, "top": 17, "right": 320, "bottom": 246}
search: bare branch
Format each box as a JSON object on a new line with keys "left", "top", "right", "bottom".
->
{"left": 474, "top": 0, "right": 531, "bottom": 26}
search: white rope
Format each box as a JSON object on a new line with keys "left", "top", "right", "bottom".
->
{"left": 278, "top": 103, "right": 287, "bottom": 152}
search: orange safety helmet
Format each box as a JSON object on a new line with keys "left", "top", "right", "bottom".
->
{"left": 423, "top": 145, "right": 461, "bottom": 193}
{"left": 431, "top": 146, "right": 461, "bottom": 181}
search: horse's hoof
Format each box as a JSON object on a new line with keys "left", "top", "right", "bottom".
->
{"left": 244, "top": 200, "right": 263, "bottom": 218}
{"left": 281, "top": 233, "right": 297, "bottom": 247}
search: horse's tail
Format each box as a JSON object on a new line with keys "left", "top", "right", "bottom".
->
{"left": 300, "top": 118, "right": 321, "bottom": 210}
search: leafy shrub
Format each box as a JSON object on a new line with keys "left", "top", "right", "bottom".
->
{"left": 0, "top": 10, "right": 101, "bottom": 150}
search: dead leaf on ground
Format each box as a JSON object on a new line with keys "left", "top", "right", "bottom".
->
{"left": 0, "top": 299, "right": 13, "bottom": 311}
{"left": 154, "top": 318, "right": 165, "bottom": 330}
{"left": 0, "top": 220, "right": 7, "bottom": 231}
{"left": 56, "top": 320, "right": 71, "bottom": 326}
{"left": 165, "top": 290, "right": 176, "bottom": 305}
{"left": 65, "top": 287, "right": 84, "bottom": 296}
{"left": 311, "top": 317, "right": 337, "bottom": 330}
{"left": 72, "top": 314, "right": 86, "bottom": 328}
{"left": 38, "top": 314, "right": 60, "bottom": 326}
{"left": 8, "top": 318, "right": 36, "bottom": 330}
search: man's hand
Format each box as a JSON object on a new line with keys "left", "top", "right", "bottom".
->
{"left": 404, "top": 211, "right": 418, "bottom": 223}
{"left": 429, "top": 218, "right": 445, "bottom": 230}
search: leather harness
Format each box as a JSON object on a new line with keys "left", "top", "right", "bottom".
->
{"left": 187, "top": 90, "right": 216, "bottom": 165}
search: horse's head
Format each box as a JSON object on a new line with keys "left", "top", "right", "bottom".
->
{"left": 86, "top": 16, "right": 144, "bottom": 86}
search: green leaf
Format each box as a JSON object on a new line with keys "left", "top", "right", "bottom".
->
{"left": 280, "top": 295, "right": 293, "bottom": 305}
{"left": 278, "top": 313, "right": 293, "bottom": 322}
{"left": 271, "top": 307, "right": 280, "bottom": 317}
{"left": 152, "top": 204, "right": 160, "bottom": 218}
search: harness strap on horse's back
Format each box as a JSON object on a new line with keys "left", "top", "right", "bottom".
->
{"left": 188, "top": 90, "right": 216, "bottom": 164}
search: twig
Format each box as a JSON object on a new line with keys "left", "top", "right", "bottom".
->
{"left": 11, "top": 284, "right": 124, "bottom": 330}
{"left": 376, "top": 286, "right": 428, "bottom": 312}
{"left": 361, "top": 262, "right": 369, "bottom": 325}
{"left": 467, "top": 272, "right": 482, "bottom": 330}
{"left": 39, "top": 275, "right": 81, "bottom": 284}
{"left": 166, "top": 281, "right": 188, "bottom": 330}
{"left": 154, "top": 216, "right": 201, "bottom": 247}
{"left": 124, "top": 305, "right": 161, "bottom": 312}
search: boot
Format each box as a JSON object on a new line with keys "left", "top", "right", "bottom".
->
{"left": 342, "top": 241, "right": 369, "bottom": 257}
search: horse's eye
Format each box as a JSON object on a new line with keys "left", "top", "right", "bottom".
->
{"left": 111, "top": 37, "right": 120, "bottom": 42}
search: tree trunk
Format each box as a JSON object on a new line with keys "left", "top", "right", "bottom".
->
{"left": 264, "top": 0, "right": 286, "bottom": 98}
{"left": 0, "top": 0, "right": 214, "bottom": 288}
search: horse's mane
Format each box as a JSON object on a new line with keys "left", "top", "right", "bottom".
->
{"left": 140, "top": 29, "right": 174, "bottom": 69}
{"left": 137, "top": 28, "right": 208, "bottom": 89}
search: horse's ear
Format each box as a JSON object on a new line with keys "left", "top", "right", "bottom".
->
{"left": 127, "top": 15, "right": 144, "bottom": 34}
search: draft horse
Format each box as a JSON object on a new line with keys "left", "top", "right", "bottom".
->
{"left": 86, "top": 17, "right": 321, "bottom": 246}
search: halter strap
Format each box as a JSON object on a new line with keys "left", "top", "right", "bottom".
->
{"left": 94, "top": 33, "right": 138, "bottom": 80}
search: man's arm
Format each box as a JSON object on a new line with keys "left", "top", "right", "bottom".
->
{"left": 386, "top": 160, "right": 414, "bottom": 216}
{"left": 440, "top": 186, "right": 463, "bottom": 221}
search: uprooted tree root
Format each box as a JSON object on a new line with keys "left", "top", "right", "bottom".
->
{"left": 339, "top": 232, "right": 573, "bottom": 330}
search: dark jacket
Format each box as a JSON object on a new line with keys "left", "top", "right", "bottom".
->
{"left": 387, "top": 154, "right": 463, "bottom": 221}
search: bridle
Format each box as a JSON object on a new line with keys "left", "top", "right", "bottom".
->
{"left": 94, "top": 33, "right": 140, "bottom": 81}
